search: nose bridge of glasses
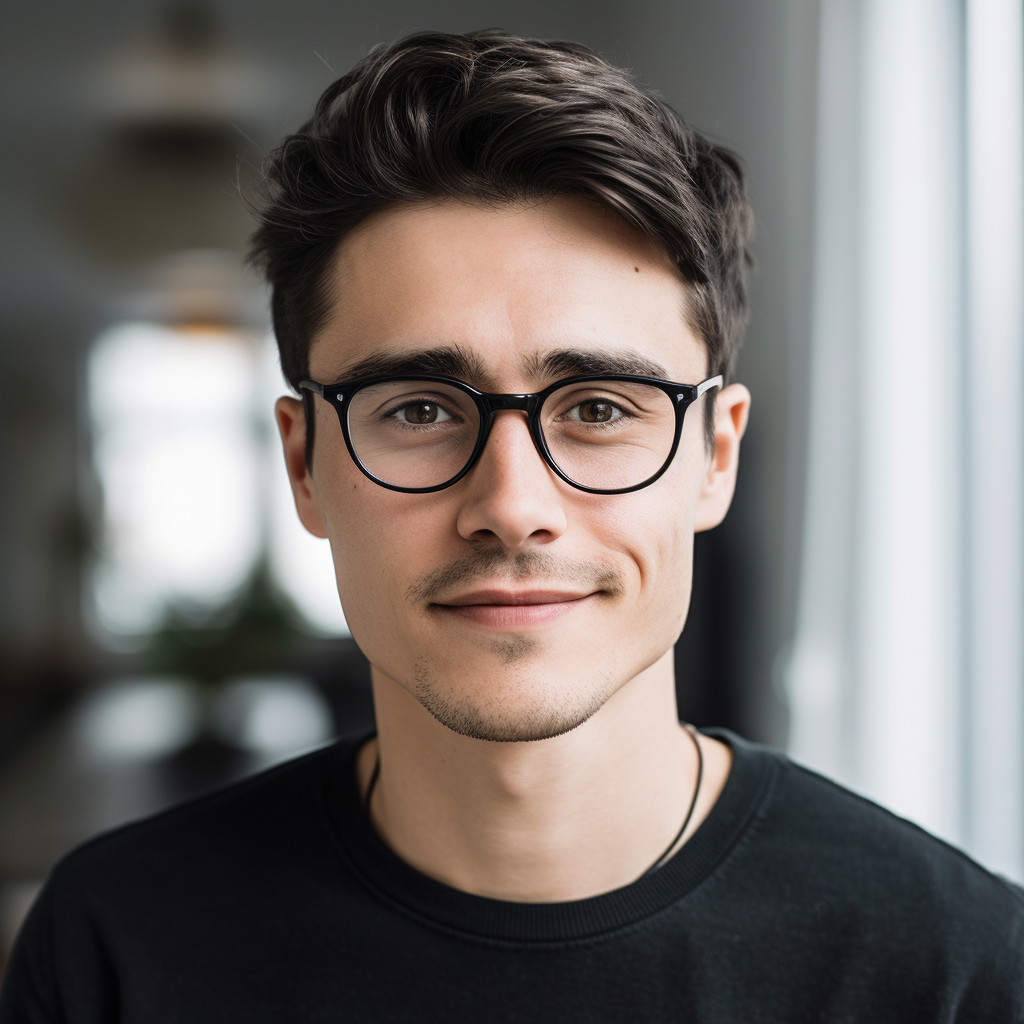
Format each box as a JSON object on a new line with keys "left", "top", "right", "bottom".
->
{"left": 473, "top": 393, "right": 549, "bottom": 476}
{"left": 478, "top": 392, "right": 539, "bottom": 416}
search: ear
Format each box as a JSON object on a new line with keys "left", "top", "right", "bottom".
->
{"left": 275, "top": 396, "right": 328, "bottom": 539}
{"left": 693, "top": 383, "right": 751, "bottom": 533}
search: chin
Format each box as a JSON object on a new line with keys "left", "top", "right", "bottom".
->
{"left": 411, "top": 652, "right": 618, "bottom": 743}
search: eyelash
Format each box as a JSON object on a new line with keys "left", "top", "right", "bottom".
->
{"left": 383, "top": 398, "right": 461, "bottom": 424}
{"left": 558, "top": 398, "right": 637, "bottom": 422}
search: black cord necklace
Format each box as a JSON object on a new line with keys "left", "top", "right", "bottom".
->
{"left": 362, "top": 723, "right": 704, "bottom": 877}
{"left": 639, "top": 723, "right": 703, "bottom": 876}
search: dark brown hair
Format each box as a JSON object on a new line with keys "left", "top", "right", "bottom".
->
{"left": 248, "top": 30, "right": 753, "bottom": 450}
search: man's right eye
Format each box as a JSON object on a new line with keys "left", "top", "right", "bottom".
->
{"left": 393, "top": 401, "right": 454, "bottom": 425}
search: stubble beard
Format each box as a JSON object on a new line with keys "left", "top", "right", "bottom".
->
{"left": 412, "top": 653, "right": 617, "bottom": 742}
{"left": 404, "top": 547, "right": 628, "bottom": 742}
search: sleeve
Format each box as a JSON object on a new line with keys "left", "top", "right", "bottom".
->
{"left": 0, "top": 868, "right": 120, "bottom": 1024}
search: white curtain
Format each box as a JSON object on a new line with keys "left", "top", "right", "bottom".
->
{"left": 787, "top": 0, "right": 1024, "bottom": 882}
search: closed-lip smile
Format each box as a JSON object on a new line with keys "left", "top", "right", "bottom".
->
{"left": 433, "top": 588, "right": 597, "bottom": 629}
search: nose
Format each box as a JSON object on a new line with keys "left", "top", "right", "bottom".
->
{"left": 454, "top": 410, "right": 568, "bottom": 549}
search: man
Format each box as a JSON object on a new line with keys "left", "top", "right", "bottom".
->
{"left": 2, "top": 30, "right": 1022, "bottom": 1023}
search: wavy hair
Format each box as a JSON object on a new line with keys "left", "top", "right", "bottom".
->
{"left": 248, "top": 31, "right": 754, "bottom": 451}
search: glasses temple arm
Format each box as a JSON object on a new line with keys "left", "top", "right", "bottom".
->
{"left": 695, "top": 375, "right": 724, "bottom": 398}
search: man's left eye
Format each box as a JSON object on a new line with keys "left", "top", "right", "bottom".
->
{"left": 566, "top": 400, "right": 621, "bottom": 423}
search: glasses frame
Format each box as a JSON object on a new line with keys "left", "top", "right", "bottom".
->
{"left": 299, "top": 372, "right": 723, "bottom": 495}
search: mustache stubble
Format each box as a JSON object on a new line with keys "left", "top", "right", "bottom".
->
{"left": 406, "top": 547, "right": 626, "bottom": 605}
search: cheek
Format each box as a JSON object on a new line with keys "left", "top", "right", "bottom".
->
{"left": 309, "top": 432, "right": 394, "bottom": 616}
{"left": 588, "top": 465, "right": 698, "bottom": 617}
{"left": 311, "top": 446, "right": 454, "bottom": 634}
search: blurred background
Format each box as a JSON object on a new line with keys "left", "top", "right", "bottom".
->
{"left": 1, "top": 0, "right": 1022, "bottom": 969}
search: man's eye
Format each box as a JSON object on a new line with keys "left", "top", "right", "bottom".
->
{"left": 394, "top": 401, "right": 454, "bottom": 424}
{"left": 566, "top": 399, "right": 623, "bottom": 423}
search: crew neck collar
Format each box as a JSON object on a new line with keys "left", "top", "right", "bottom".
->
{"left": 319, "top": 727, "right": 779, "bottom": 945}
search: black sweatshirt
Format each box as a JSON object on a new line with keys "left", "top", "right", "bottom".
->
{"left": 2, "top": 729, "right": 1023, "bottom": 1023}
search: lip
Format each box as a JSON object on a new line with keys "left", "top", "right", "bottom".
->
{"left": 432, "top": 589, "right": 597, "bottom": 629}
{"left": 441, "top": 589, "right": 592, "bottom": 607}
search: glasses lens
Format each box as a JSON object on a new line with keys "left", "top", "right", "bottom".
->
{"left": 347, "top": 380, "right": 480, "bottom": 489}
{"left": 540, "top": 380, "right": 677, "bottom": 490}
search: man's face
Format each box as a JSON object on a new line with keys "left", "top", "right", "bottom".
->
{"left": 280, "top": 196, "right": 741, "bottom": 742}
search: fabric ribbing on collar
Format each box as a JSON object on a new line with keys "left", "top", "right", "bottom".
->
{"left": 319, "top": 727, "right": 779, "bottom": 945}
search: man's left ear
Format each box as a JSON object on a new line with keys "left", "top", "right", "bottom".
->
{"left": 693, "top": 383, "right": 751, "bottom": 532}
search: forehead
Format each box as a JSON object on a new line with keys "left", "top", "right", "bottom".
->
{"left": 310, "top": 196, "right": 706, "bottom": 386}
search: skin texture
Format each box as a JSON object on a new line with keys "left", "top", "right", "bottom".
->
{"left": 277, "top": 197, "right": 750, "bottom": 901}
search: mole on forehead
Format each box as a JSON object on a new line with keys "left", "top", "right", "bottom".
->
{"left": 323, "top": 344, "right": 671, "bottom": 386}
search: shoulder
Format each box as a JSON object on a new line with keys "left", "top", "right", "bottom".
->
{"left": 780, "top": 751, "right": 1023, "bottom": 907}
{"left": 0, "top": 739, "right": 365, "bottom": 1022}
{"left": 731, "top": 735, "right": 1024, "bottom": 971}
{"left": 721, "top": 730, "right": 1020, "bottom": 888}
{"left": 692, "top": 732, "right": 1024, "bottom": 1020}
{"left": 47, "top": 738, "right": 358, "bottom": 901}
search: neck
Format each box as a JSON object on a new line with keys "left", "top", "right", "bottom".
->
{"left": 358, "top": 650, "right": 731, "bottom": 902}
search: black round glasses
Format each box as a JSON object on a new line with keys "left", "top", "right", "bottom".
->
{"left": 299, "top": 373, "right": 723, "bottom": 495}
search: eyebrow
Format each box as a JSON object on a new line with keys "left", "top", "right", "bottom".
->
{"left": 523, "top": 348, "right": 670, "bottom": 381}
{"left": 325, "top": 345, "right": 670, "bottom": 387}
{"left": 328, "top": 345, "right": 488, "bottom": 384}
